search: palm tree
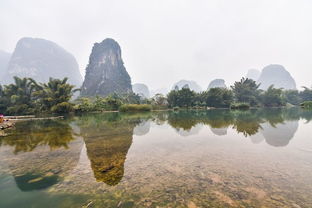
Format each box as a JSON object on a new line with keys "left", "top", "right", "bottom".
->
{"left": 34, "top": 77, "right": 79, "bottom": 112}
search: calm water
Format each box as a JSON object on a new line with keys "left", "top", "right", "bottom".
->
{"left": 0, "top": 108, "right": 312, "bottom": 208}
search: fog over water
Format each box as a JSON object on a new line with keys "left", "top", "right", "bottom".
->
{"left": 1, "top": 0, "right": 312, "bottom": 90}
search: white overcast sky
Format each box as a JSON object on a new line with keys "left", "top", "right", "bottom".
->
{"left": 1, "top": 0, "right": 312, "bottom": 90}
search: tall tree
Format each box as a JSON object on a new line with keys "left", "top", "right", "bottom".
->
{"left": 300, "top": 86, "right": 312, "bottom": 102}
{"left": 204, "top": 88, "right": 233, "bottom": 108}
{"left": 3, "top": 77, "right": 38, "bottom": 115}
{"left": 261, "top": 85, "right": 286, "bottom": 107}
{"left": 33, "top": 77, "right": 78, "bottom": 113}
{"left": 231, "top": 78, "right": 260, "bottom": 106}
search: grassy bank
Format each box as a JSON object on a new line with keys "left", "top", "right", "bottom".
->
{"left": 119, "top": 104, "right": 152, "bottom": 112}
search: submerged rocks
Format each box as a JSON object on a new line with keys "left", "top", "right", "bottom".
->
{"left": 2, "top": 37, "right": 82, "bottom": 87}
{"left": 207, "top": 79, "right": 227, "bottom": 89}
{"left": 81, "top": 38, "right": 132, "bottom": 97}
{"left": 257, "top": 64, "right": 296, "bottom": 90}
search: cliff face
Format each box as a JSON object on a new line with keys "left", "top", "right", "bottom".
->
{"left": 132, "top": 83, "right": 150, "bottom": 98}
{"left": 81, "top": 38, "right": 132, "bottom": 97}
{"left": 2, "top": 37, "right": 82, "bottom": 87}
{"left": 207, "top": 79, "right": 226, "bottom": 89}
{"left": 172, "top": 80, "right": 202, "bottom": 92}
{"left": 257, "top": 64, "right": 296, "bottom": 90}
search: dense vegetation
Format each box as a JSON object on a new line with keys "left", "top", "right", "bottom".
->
{"left": 167, "top": 78, "right": 312, "bottom": 109}
{"left": 0, "top": 76, "right": 311, "bottom": 115}
{"left": 0, "top": 77, "right": 78, "bottom": 115}
{"left": 119, "top": 104, "right": 152, "bottom": 112}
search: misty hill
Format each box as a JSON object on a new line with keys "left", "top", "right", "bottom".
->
{"left": 246, "top": 69, "right": 260, "bottom": 81}
{"left": 150, "top": 88, "right": 169, "bottom": 97}
{"left": 257, "top": 64, "right": 296, "bottom": 90}
{"left": 172, "top": 80, "right": 202, "bottom": 92}
{"left": 2, "top": 37, "right": 82, "bottom": 87}
{"left": 132, "top": 83, "right": 150, "bottom": 98}
{"left": 0, "top": 50, "right": 11, "bottom": 81}
{"left": 81, "top": 38, "right": 132, "bottom": 97}
{"left": 207, "top": 79, "right": 226, "bottom": 89}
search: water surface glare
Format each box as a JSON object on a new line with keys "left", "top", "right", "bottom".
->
{"left": 0, "top": 108, "right": 312, "bottom": 208}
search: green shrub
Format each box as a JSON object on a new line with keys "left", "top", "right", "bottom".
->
{"left": 74, "top": 97, "right": 94, "bottom": 112}
{"left": 230, "top": 103, "right": 250, "bottom": 110}
{"left": 300, "top": 101, "right": 312, "bottom": 109}
{"left": 173, "top": 106, "right": 180, "bottom": 111}
{"left": 51, "top": 102, "right": 73, "bottom": 113}
{"left": 119, "top": 104, "right": 152, "bottom": 112}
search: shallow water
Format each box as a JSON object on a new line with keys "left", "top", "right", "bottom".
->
{"left": 0, "top": 108, "right": 312, "bottom": 208}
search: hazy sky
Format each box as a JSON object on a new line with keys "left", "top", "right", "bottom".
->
{"left": 1, "top": 0, "right": 312, "bottom": 90}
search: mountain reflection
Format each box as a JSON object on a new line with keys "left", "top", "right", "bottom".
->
{"left": 76, "top": 113, "right": 150, "bottom": 186}
{"left": 0, "top": 108, "right": 309, "bottom": 190}
{"left": 164, "top": 108, "right": 306, "bottom": 147}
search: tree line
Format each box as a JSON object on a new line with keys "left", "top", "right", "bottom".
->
{"left": 167, "top": 78, "right": 312, "bottom": 108}
{"left": 0, "top": 76, "right": 312, "bottom": 115}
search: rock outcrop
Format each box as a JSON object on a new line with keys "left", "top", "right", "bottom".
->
{"left": 257, "top": 64, "right": 296, "bottom": 90}
{"left": 132, "top": 83, "right": 150, "bottom": 98}
{"left": 0, "top": 50, "right": 11, "bottom": 81}
{"left": 207, "top": 79, "right": 226, "bottom": 89}
{"left": 246, "top": 69, "right": 260, "bottom": 81}
{"left": 172, "top": 80, "right": 202, "bottom": 92}
{"left": 81, "top": 38, "right": 132, "bottom": 97}
{"left": 2, "top": 37, "right": 82, "bottom": 87}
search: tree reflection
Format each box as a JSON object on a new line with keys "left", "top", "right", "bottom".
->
{"left": 164, "top": 108, "right": 308, "bottom": 147}
{"left": 0, "top": 119, "right": 76, "bottom": 154}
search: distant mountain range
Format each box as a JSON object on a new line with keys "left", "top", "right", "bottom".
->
{"left": 0, "top": 37, "right": 300, "bottom": 96}
{"left": 1, "top": 37, "right": 82, "bottom": 87}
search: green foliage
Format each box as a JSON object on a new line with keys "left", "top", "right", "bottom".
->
{"left": 167, "top": 88, "right": 196, "bottom": 108}
{"left": 119, "top": 104, "right": 152, "bottom": 112}
{"left": 261, "top": 85, "right": 286, "bottom": 107}
{"left": 0, "top": 77, "right": 38, "bottom": 115}
{"left": 203, "top": 88, "right": 233, "bottom": 108}
{"left": 300, "top": 101, "right": 312, "bottom": 109}
{"left": 284, "top": 90, "right": 301, "bottom": 105}
{"left": 33, "top": 77, "right": 78, "bottom": 113}
{"left": 74, "top": 96, "right": 122, "bottom": 112}
{"left": 0, "top": 77, "right": 77, "bottom": 115}
{"left": 173, "top": 106, "right": 180, "bottom": 111}
{"left": 231, "top": 78, "right": 260, "bottom": 106}
{"left": 230, "top": 103, "right": 250, "bottom": 110}
{"left": 51, "top": 102, "right": 74, "bottom": 113}
{"left": 300, "top": 86, "right": 312, "bottom": 101}
{"left": 74, "top": 97, "right": 94, "bottom": 112}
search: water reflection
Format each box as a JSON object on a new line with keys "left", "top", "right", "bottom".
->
{"left": 76, "top": 113, "right": 150, "bottom": 186}
{"left": 0, "top": 120, "right": 83, "bottom": 191}
{"left": 0, "top": 120, "right": 76, "bottom": 153}
{"left": 0, "top": 108, "right": 310, "bottom": 191}
{"left": 164, "top": 109, "right": 305, "bottom": 147}
{"left": 261, "top": 121, "right": 298, "bottom": 147}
